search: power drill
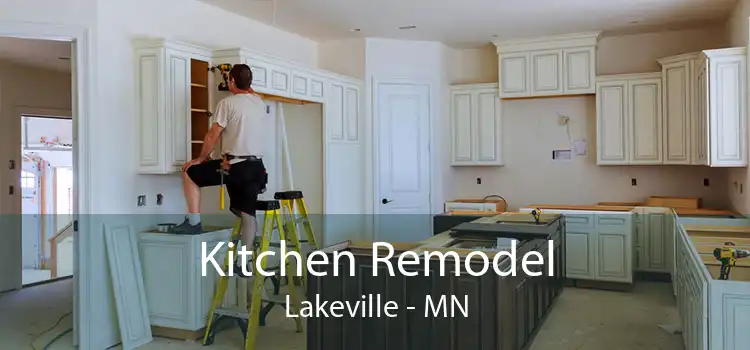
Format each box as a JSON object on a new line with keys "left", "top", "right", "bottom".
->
{"left": 713, "top": 241, "right": 750, "bottom": 280}
{"left": 530, "top": 209, "right": 542, "bottom": 225}
{"left": 210, "top": 63, "right": 233, "bottom": 91}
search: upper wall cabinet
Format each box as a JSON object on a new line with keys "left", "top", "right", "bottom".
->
{"left": 134, "top": 39, "right": 212, "bottom": 174}
{"left": 449, "top": 83, "right": 503, "bottom": 166}
{"left": 596, "top": 73, "right": 663, "bottom": 165}
{"left": 493, "top": 32, "right": 601, "bottom": 99}
{"left": 658, "top": 48, "right": 747, "bottom": 167}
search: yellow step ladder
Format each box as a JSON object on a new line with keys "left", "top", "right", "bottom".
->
{"left": 202, "top": 191, "right": 319, "bottom": 350}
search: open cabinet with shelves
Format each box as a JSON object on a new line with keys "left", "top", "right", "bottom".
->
{"left": 190, "top": 59, "right": 210, "bottom": 159}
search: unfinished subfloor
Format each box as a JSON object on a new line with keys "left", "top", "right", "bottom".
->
{"left": 0, "top": 280, "right": 683, "bottom": 349}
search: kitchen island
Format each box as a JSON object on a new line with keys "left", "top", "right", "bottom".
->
{"left": 307, "top": 212, "right": 566, "bottom": 350}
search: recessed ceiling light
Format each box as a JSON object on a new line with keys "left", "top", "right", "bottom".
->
{"left": 398, "top": 25, "right": 417, "bottom": 30}
{"left": 58, "top": 57, "right": 70, "bottom": 60}
{"left": 350, "top": 28, "right": 361, "bottom": 32}
{"left": 629, "top": 21, "right": 639, "bottom": 24}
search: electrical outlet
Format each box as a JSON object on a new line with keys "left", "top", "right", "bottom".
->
{"left": 476, "top": 177, "right": 482, "bottom": 185}
{"left": 137, "top": 195, "right": 146, "bottom": 206}
{"left": 704, "top": 178, "right": 710, "bottom": 187}
{"left": 156, "top": 193, "right": 163, "bottom": 206}
{"left": 631, "top": 178, "right": 637, "bottom": 186}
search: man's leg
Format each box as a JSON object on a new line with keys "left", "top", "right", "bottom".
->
{"left": 182, "top": 170, "right": 201, "bottom": 225}
{"left": 171, "top": 159, "right": 223, "bottom": 234}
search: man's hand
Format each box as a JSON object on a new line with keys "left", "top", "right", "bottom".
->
{"left": 183, "top": 157, "right": 206, "bottom": 172}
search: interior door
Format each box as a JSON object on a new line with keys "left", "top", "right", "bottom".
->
{"left": 375, "top": 81, "right": 431, "bottom": 242}
{"left": 21, "top": 160, "right": 42, "bottom": 270}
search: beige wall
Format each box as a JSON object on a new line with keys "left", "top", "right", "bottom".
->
{"left": 446, "top": 26, "right": 733, "bottom": 210}
{"left": 281, "top": 103, "right": 324, "bottom": 215}
{"left": 0, "top": 61, "right": 72, "bottom": 215}
{"left": 727, "top": 0, "right": 750, "bottom": 214}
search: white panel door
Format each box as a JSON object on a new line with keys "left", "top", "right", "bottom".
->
{"left": 663, "top": 61, "right": 692, "bottom": 164}
{"left": 630, "top": 78, "right": 663, "bottom": 164}
{"left": 375, "top": 82, "right": 431, "bottom": 242}
{"left": 596, "top": 81, "right": 629, "bottom": 164}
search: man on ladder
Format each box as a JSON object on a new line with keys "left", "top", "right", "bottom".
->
{"left": 171, "top": 63, "right": 267, "bottom": 274}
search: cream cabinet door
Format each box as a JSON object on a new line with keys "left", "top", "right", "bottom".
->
{"left": 596, "top": 81, "right": 629, "bottom": 164}
{"left": 531, "top": 49, "right": 563, "bottom": 95}
{"left": 629, "top": 78, "right": 663, "bottom": 164}
{"left": 708, "top": 53, "right": 747, "bottom": 166}
{"left": 499, "top": 53, "right": 530, "bottom": 97}
{"left": 662, "top": 60, "right": 692, "bottom": 164}
{"left": 563, "top": 47, "right": 595, "bottom": 94}
{"left": 450, "top": 89, "right": 473, "bottom": 164}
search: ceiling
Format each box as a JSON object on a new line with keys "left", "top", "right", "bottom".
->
{"left": 0, "top": 37, "right": 71, "bottom": 72}
{"left": 200, "top": 0, "right": 737, "bottom": 48}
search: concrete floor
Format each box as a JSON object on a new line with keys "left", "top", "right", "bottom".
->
{"left": 23, "top": 268, "right": 52, "bottom": 285}
{"left": 0, "top": 280, "right": 684, "bottom": 350}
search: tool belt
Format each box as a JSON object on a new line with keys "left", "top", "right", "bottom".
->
{"left": 224, "top": 154, "right": 261, "bottom": 161}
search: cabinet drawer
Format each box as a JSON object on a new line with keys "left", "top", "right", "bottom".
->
{"left": 564, "top": 213, "right": 594, "bottom": 228}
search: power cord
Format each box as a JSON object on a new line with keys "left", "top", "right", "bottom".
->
{"left": 29, "top": 311, "right": 72, "bottom": 350}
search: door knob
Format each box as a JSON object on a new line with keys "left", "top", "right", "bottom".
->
{"left": 382, "top": 198, "right": 393, "bottom": 204}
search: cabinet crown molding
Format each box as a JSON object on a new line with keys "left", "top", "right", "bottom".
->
{"left": 449, "top": 82, "right": 499, "bottom": 90}
{"left": 596, "top": 72, "right": 661, "bottom": 82}
{"left": 212, "top": 47, "right": 363, "bottom": 86}
{"left": 132, "top": 38, "right": 213, "bottom": 58}
{"left": 657, "top": 52, "right": 702, "bottom": 65}
{"left": 702, "top": 46, "right": 747, "bottom": 58}
{"left": 493, "top": 31, "right": 602, "bottom": 53}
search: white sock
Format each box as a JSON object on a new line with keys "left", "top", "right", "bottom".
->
{"left": 240, "top": 213, "right": 258, "bottom": 249}
{"left": 188, "top": 213, "right": 201, "bottom": 225}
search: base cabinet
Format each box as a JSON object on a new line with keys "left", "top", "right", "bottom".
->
{"left": 634, "top": 207, "right": 673, "bottom": 275}
{"left": 137, "top": 229, "right": 231, "bottom": 331}
{"left": 520, "top": 208, "right": 634, "bottom": 284}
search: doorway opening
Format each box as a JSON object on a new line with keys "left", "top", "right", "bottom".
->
{"left": 21, "top": 115, "right": 74, "bottom": 286}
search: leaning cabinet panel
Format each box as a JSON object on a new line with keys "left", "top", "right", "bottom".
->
{"left": 494, "top": 32, "right": 600, "bottom": 98}
{"left": 449, "top": 83, "right": 503, "bottom": 166}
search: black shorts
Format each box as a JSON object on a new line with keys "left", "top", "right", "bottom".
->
{"left": 186, "top": 158, "right": 268, "bottom": 216}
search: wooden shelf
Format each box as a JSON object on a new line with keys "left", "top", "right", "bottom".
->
{"left": 190, "top": 59, "right": 210, "bottom": 159}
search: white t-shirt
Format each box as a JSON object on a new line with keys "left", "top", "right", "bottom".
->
{"left": 210, "top": 93, "right": 266, "bottom": 160}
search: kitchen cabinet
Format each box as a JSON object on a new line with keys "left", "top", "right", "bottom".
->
{"left": 449, "top": 83, "right": 503, "bottom": 166}
{"left": 520, "top": 208, "right": 634, "bottom": 284}
{"left": 134, "top": 39, "right": 213, "bottom": 174}
{"left": 596, "top": 73, "right": 663, "bottom": 165}
{"left": 493, "top": 32, "right": 600, "bottom": 99}
{"left": 658, "top": 47, "right": 747, "bottom": 167}
{"left": 137, "top": 228, "right": 231, "bottom": 331}
{"left": 633, "top": 207, "right": 672, "bottom": 275}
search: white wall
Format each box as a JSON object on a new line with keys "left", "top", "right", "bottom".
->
{"left": 444, "top": 26, "right": 734, "bottom": 210}
{"left": 281, "top": 103, "right": 324, "bottom": 215}
{"left": 727, "top": 0, "right": 750, "bottom": 215}
{"left": 364, "top": 38, "right": 449, "bottom": 214}
{"left": 318, "top": 39, "right": 366, "bottom": 80}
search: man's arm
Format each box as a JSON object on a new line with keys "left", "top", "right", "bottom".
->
{"left": 196, "top": 122, "right": 223, "bottom": 161}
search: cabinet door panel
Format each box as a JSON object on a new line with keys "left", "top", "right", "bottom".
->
{"left": 531, "top": 50, "right": 562, "bottom": 94}
{"left": 327, "top": 82, "right": 345, "bottom": 140}
{"left": 565, "top": 230, "right": 592, "bottom": 278}
{"left": 345, "top": 85, "right": 360, "bottom": 141}
{"left": 647, "top": 213, "right": 667, "bottom": 271}
{"left": 137, "top": 50, "right": 161, "bottom": 170}
{"left": 596, "top": 81, "right": 629, "bottom": 164}
{"left": 168, "top": 52, "right": 190, "bottom": 168}
{"left": 663, "top": 62, "right": 691, "bottom": 164}
{"left": 710, "top": 56, "right": 747, "bottom": 166}
{"left": 596, "top": 233, "right": 628, "bottom": 281}
{"left": 630, "top": 79, "right": 663, "bottom": 164}
{"left": 476, "top": 90, "right": 499, "bottom": 162}
{"left": 564, "top": 47, "right": 594, "bottom": 93}
{"left": 451, "top": 91, "right": 473, "bottom": 163}
{"left": 499, "top": 53, "right": 529, "bottom": 97}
